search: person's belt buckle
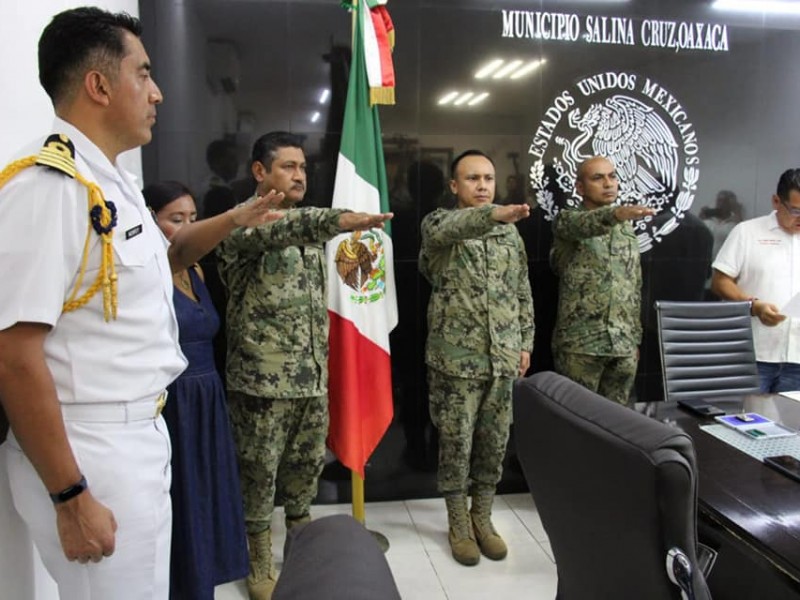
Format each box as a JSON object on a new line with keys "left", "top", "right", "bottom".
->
{"left": 155, "top": 391, "right": 167, "bottom": 417}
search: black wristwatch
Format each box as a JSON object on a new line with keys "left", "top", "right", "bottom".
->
{"left": 49, "top": 475, "right": 88, "bottom": 504}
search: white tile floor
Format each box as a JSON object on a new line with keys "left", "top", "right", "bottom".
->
{"left": 215, "top": 493, "right": 557, "bottom": 599}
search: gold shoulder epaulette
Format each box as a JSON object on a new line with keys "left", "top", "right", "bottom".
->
{"left": 0, "top": 133, "right": 118, "bottom": 321}
{"left": 36, "top": 133, "right": 77, "bottom": 178}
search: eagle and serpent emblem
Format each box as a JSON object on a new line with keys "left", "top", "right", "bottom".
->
{"left": 530, "top": 91, "right": 699, "bottom": 253}
{"left": 334, "top": 230, "right": 388, "bottom": 304}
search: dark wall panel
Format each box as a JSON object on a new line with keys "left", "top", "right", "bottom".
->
{"left": 140, "top": 0, "right": 800, "bottom": 501}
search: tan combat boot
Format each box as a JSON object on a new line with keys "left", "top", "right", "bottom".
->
{"left": 283, "top": 513, "right": 311, "bottom": 560}
{"left": 444, "top": 494, "right": 480, "bottom": 566}
{"left": 470, "top": 491, "right": 508, "bottom": 560}
{"left": 246, "top": 529, "right": 277, "bottom": 600}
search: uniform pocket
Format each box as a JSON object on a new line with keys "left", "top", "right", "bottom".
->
{"left": 154, "top": 416, "right": 172, "bottom": 493}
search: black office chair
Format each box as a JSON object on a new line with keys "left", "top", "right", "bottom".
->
{"left": 514, "top": 371, "right": 712, "bottom": 600}
{"left": 656, "top": 300, "right": 760, "bottom": 403}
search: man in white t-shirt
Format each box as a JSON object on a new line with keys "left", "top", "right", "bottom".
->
{"left": 0, "top": 8, "right": 281, "bottom": 599}
{"left": 712, "top": 168, "right": 800, "bottom": 393}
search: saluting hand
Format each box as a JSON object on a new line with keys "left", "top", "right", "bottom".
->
{"left": 492, "top": 204, "right": 530, "bottom": 224}
{"left": 614, "top": 204, "right": 656, "bottom": 222}
{"left": 230, "top": 189, "right": 285, "bottom": 228}
{"left": 56, "top": 490, "right": 117, "bottom": 564}
{"left": 339, "top": 211, "right": 394, "bottom": 231}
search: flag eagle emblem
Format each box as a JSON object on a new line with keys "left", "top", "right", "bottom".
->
{"left": 334, "top": 230, "right": 387, "bottom": 304}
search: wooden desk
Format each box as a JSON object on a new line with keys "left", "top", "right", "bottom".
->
{"left": 641, "top": 395, "right": 800, "bottom": 599}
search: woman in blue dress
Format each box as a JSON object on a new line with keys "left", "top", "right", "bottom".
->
{"left": 143, "top": 181, "right": 249, "bottom": 599}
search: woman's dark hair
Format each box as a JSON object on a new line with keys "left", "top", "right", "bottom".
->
{"left": 142, "top": 181, "right": 194, "bottom": 214}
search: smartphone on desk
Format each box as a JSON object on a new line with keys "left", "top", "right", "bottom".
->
{"left": 677, "top": 398, "right": 726, "bottom": 417}
{"left": 764, "top": 455, "right": 800, "bottom": 483}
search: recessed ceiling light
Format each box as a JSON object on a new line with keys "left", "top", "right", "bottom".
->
{"left": 713, "top": 0, "right": 800, "bottom": 13}
{"left": 310, "top": 111, "right": 321, "bottom": 123}
{"left": 438, "top": 91, "right": 460, "bottom": 105}
{"left": 475, "top": 59, "right": 505, "bottom": 79}
{"left": 453, "top": 92, "right": 475, "bottom": 106}
{"left": 319, "top": 89, "right": 330, "bottom": 104}
{"left": 510, "top": 59, "right": 544, "bottom": 80}
{"left": 493, "top": 60, "right": 524, "bottom": 79}
{"left": 467, "top": 92, "right": 489, "bottom": 106}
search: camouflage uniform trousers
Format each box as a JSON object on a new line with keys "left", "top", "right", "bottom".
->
{"left": 553, "top": 349, "right": 638, "bottom": 407}
{"left": 428, "top": 368, "right": 513, "bottom": 495}
{"left": 227, "top": 390, "right": 328, "bottom": 534}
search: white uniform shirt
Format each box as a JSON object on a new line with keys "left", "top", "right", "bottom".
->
{"left": 0, "top": 118, "right": 186, "bottom": 403}
{"left": 713, "top": 212, "right": 800, "bottom": 364}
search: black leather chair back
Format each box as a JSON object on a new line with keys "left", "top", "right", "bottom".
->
{"left": 274, "top": 515, "right": 401, "bottom": 600}
{"left": 514, "top": 371, "right": 711, "bottom": 600}
{"left": 656, "top": 300, "right": 760, "bottom": 403}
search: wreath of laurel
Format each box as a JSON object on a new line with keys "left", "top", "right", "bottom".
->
{"left": 529, "top": 160, "right": 697, "bottom": 254}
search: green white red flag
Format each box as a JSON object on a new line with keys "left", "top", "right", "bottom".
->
{"left": 326, "top": 0, "right": 397, "bottom": 478}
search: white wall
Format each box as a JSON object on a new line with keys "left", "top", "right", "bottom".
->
{"left": 0, "top": 4, "right": 138, "bottom": 598}
{"left": 0, "top": 0, "right": 141, "bottom": 175}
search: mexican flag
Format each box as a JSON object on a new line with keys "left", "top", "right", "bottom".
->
{"left": 326, "top": 0, "right": 397, "bottom": 478}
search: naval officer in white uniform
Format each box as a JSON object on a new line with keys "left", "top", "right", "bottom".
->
{"left": 0, "top": 8, "right": 282, "bottom": 598}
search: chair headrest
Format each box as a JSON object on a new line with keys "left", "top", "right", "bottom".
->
{"left": 514, "top": 371, "right": 695, "bottom": 464}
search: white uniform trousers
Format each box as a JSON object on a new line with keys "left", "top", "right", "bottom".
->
{"left": 5, "top": 415, "right": 172, "bottom": 600}
{"left": 0, "top": 442, "right": 36, "bottom": 600}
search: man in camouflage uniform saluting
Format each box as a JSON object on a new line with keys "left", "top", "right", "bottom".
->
{"left": 218, "top": 131, "right": 391, "bottom": 600}
{"left": 419, "top": 149, "right": 534, "bottom": 566}
{"left": 551, "top": 155, "right": 655, "bottom": 406}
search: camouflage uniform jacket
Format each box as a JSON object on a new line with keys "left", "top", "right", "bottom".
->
{"left": 419, "top": 205, "right": 534, "bottom": 379}
{"left": 218, "top": 206, "right": 348, "bottom": 398}
{"left": 551, "top": 204, "right": 642, "bottom": 356}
